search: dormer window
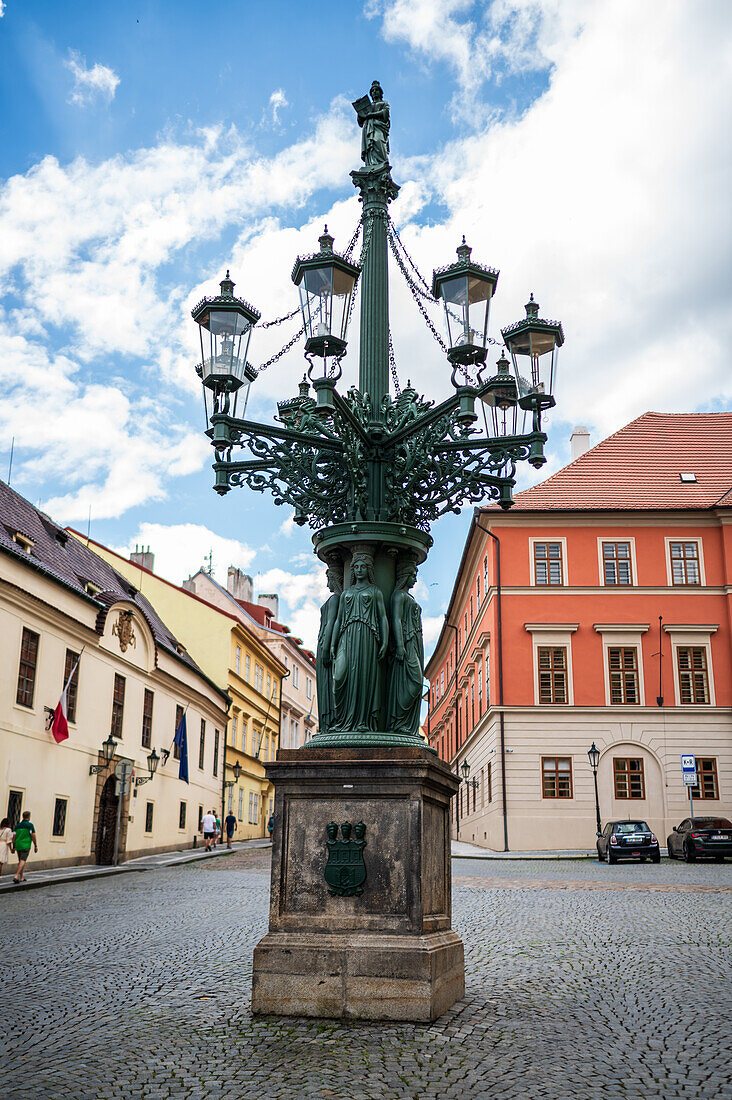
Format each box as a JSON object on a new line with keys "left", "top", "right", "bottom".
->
{"left": 12, "top": 532, "right": 34, "bottom": 553}
{"left": 85, "top": 581, "right": 102, "bottom": 597}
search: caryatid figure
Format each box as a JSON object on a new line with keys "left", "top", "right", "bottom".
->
{"left": 330, "top": 549, "right": 389, "bottom": 732}
{"left": 315, "top": 557, "right": 343, "bottom": 735}
{"left": 386, "top": 558, "right": 424, "bottom": 736}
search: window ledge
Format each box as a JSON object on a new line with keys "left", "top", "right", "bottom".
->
{"left": 525, "top": 623, "right": 578, "bottom": 633}
{"left": 662, "top": 623, "right": 718, "bottom": 634}
{"left": 594, "top": 623, "right": 649, "bottom": 633}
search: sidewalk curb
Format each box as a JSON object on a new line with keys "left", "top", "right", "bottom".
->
{"left": 0, "top": 844, "right": 249, "bottom": 895}
{"left": 452, "top": 852, "right": 595, "bottom": 861}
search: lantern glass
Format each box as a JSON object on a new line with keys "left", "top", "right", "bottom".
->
{"left": 440, "top": 274, "right": 492, "bottom": 354}
{"left": 199, "top": 309, "right": 254, "bottom": 389}
{"left": 481, "top": 353, "right": 522, "bottom": 437}
{"left": 298, "top": 263, "right": 356, "bottom": 354}
{"left": 460, "top": 759, "right": 471, "bottom": 781}
{"left": 147, "top": 748, "right": 160, "bottom": 776}
{"left": 587, "top": 743, "right": 600, "bottom": 770}
{"left": 502, "top": 297, "right": 563, "bottom": 404}
{"left": 102, "top": 733, "right": 117, "bottom": 762}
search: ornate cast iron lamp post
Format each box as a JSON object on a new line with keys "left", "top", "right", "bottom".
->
{"left": 587, "top": 742, "right": 602, "bottom": 836}
{"left": 192, "top": 82, "right": 564, "bottom": 1022}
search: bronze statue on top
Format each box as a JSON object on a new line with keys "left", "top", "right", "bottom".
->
{"left": 353, "top": 81, "right": 391, "bottom": 169}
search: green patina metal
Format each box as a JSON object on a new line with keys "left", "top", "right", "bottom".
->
{"left": 193, "top": 83, "right": 564, "bottom": 750}
{"left": 325, "top": 821, "right": 367, "bottom": 896}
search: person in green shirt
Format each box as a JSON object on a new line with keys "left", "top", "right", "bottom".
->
{"left": 13, "top": 810, "right": 37, "bottom": 884}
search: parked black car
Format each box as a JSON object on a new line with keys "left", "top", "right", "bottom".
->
{"left": 666, "top": 817, "right": 732, "bottom": 862}
{"left": 597, "top": 820, "right": 660, "bottom": 863}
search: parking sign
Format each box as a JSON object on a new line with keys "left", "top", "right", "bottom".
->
{"left": 681, "top": 754, "right": 696, "bottom": 772}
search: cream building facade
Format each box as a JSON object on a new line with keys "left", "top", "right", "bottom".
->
{"left": 1, "top": 482, "right": 228, "bottom": 869}
{"left": 78, "top": 543, "right": 286, "bottom": 840}
{"left": 189, "top": 568, "right": 318, "bottom": 750}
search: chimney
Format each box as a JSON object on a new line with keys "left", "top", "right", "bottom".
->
{"left": 570, "top": 426, "right": 590, "bottom": 461}
{"left": 130, "top": 544, "right": 154, "bottom": 572}
{"left": 227, "top": 566, "right": 253, "bottom": 603}
{"left": 258, "top": 593, "right": 279, "bottom": 620}
{"left": 182, "top": 576, "right": 197, "bottom": 593}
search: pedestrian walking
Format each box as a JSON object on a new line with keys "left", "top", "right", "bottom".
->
{"left": 12, "top": 811, "right": 37, "bottom": 883}
{"left": 267, "top": 813, "right": 274, "bottom": 841}
{"left": 214, "top": 814, "right": 222, "bottom": 848}
{"left": 0, "top": 817, "right": 14, "bottom": 877}
{"left": 224, "top": 810, "right": 237, "bottom": 849}
{"left": 201, "top": 809, "right": 217, "bottom": 852}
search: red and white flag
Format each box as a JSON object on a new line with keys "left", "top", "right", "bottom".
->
{"left": 51, "top": 653, "right": 82, "bottom": 744}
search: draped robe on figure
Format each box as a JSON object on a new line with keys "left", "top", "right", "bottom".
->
{"left": 386, "top": 594, "right": 424, "bottom": 735}
{"left": 332, "top": 584, "right": 383, "bottom": 731}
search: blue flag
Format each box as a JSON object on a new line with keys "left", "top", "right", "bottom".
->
{"left": 174, "top": 712, "right": 189, "bottom": 784}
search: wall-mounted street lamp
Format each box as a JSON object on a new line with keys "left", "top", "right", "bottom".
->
{"left": 232, "top": 761, "right": 242, "bottom": 782}
{"left": 135, "top": 748, "right": 161, "bottom": 787}
{"left": 587, "top": 741, "right": 602, "bottom": 836}
{"left": 89, "top": 733, "right": 118, "bottom": 775}
{"left": 460, "top": 759, "right": 480, "bottom": 792}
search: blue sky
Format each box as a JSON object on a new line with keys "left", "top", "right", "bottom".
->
{"left": 1, "top": 0, "right": 730, "bottom": 652}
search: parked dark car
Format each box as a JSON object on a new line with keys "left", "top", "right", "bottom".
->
{"left": 666, "top": 817, "right": 732, "bottom": 862}
{"left": 597, "top": 820, "right": 660, "bottom": 863}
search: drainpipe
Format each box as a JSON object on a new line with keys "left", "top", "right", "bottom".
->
{"left": 474, "top": 511, "right": 508, "bottom": 852}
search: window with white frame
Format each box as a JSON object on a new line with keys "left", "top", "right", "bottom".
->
{"left": 669, "top": 541, "right": 701, "bottom": 585}
{"left": 292, "top": 665, "right": 300, "bottom": 688}
{"left": 533, "top": 542, "right": 564, "bottom": 585}
{"left": 677, "top": 646, "right": 710, "bottom": 703}
{"left": 485, "top": 647, "right": 490, "bottom": 705}
{"left": 608, "top": 647, "right": 640, "bottom": 704}
{"left": 235, "top": 645, "right": 241, "bottom": 674}
{"left": 538, "top": 647, "right": 568, "bottom": 704}
{"left": 238, "top": 788, "right": 244, "bottom": 820}
{"left": 602, "top": 541, "right": 633, "bottom": 585}
{"left": 306, "top": 676, "right": 312, "bottom": 700}
{"left": 245, "top": 654, "right": 251, "bottom": 682}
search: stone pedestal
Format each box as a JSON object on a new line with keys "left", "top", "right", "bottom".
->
{"left": 252, "top": 747, "right": 464, "bottom": 1022}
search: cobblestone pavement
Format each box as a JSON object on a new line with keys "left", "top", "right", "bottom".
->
{"left": 1, "top": 853, "right": 730, "bottom": 1100}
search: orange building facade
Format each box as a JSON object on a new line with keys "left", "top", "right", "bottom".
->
{"left": 425, "top": 413, "right": 732, "bottom": 850}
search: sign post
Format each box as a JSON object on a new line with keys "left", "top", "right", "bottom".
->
{"left": 681, "top": 754, "right": 697, "bottom": 820}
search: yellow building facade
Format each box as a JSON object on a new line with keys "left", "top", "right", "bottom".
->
{"left": 75, "top": 537, "right": 285, "bottom": 840}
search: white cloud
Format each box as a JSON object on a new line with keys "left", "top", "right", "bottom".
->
{"left": 422, "top": 614, "right": 445, "bottom": 649}
{"left": 112, "top": 523, "right": 256, "bottom": 588}
{"left": 269, "top": 88, "right": 289, "bottom": 126}
{"left": 254, "top": 564, "right": 329, "bottom": 650}
{"left": 368, "top": 0, "right": 590, "bottom": 119}
{"left": 379, "top": 0, "right": 732, "bottom": 440}
{"left": 64, "top": 50, "right": 120, "bottom": 107}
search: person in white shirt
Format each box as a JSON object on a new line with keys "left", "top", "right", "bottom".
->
{"left": 201, "top": 810, "right": 217, "bottom": 852}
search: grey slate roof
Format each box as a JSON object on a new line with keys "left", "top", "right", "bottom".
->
{"left": 0, "top": 479, "right": 227, "bottom": 702}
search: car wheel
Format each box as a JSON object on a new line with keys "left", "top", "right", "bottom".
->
{"left": 715, "top": 855, "right": 724, "bottom": 862}
{"left": 652, "top": 853, "right": 660, "bottom": 864}
{"left": 684, "top": 842, "right": 696, "bottom": 863}
{"left": 667, "top": 842, "right": 674, "bottom": 860}
{"left": 607, "top": 849, "right": 616, "bottom": 865}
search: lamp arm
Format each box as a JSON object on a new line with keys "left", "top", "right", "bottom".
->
{"left": 211, "top": 414, "right": 345, "bottom": 453}
{"left": 384, "top": 392, "right": 460, "bottom": 448}
{"left": 437, "top": 429, "right": 546, "bottom": 454}
{"left": 331, "top": 388, "right": 371, "bottom": 445}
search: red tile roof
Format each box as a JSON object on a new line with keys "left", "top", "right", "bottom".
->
{"left": 495, "top": 412, "right": 732, "bottom": 512}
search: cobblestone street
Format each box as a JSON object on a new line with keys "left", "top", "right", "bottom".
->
{"left": 2, "top": 853, "right": 730, "bottom": 1100}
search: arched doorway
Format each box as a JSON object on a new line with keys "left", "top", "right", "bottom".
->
{"left": 598, "top": 743, "right": 666, "bottom": 839}
{"left": 95, "top": 775, "right": 118, "bottom": 865}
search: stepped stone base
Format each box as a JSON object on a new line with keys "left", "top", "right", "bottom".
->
{"left": 253, "top": 929, "right": 464, "bottom": 1021}
{"left": 251, "top": 747, "right": 464, "bottom": 1022}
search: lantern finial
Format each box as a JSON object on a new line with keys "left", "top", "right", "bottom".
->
{"left": 525, "top": 293, "right": 539, "bottom": 319}
{"left": 220, "top": 271, "right": 235, "bottom": 297}
{"left": 456, "top": 236, "right": 471, "bottom": 262}
{"left": 319, "top": 225, "right": 334, "bottom": 253}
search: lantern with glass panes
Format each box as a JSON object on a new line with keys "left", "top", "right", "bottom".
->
{"left": 432, "top": 238, "right": 499, "bottom": 372}
{"left": 192, "top": 271, "right": 260, "bottom": 427}
{"left": 501, "top": 294, "right": 563, "bottom": 430}
{"left": 480, "top": 350, "right": 519, "bottom": 437}
{"left": 292, "top": 227, "right": 360, "bottom": 381}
